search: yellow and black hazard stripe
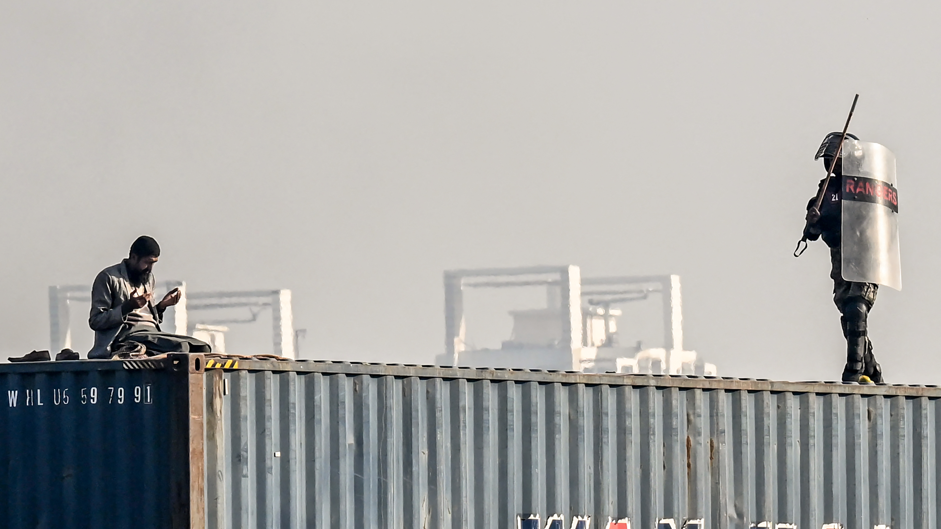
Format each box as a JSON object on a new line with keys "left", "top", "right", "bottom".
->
{"left": 205, "top": 359, "right": 239, "bottom": 370}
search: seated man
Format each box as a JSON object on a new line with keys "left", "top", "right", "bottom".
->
{"left": 87, "top": 236, "right": 211, "bottom": 358}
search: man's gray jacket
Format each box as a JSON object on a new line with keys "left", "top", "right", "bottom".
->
{"left": 88, "top": 261, "right": 164, "bottom": 359}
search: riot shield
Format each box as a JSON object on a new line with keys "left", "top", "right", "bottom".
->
{"left": 841, "top": 139, "right": 902, "bottom": 290}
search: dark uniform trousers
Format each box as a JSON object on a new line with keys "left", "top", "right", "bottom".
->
{"left": 830, "top": 247, "right": 881, "bottom": 380}
{"left": 830, "top": 247, "right": 878, "bottom": 308}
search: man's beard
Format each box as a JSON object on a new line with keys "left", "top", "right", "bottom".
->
{"left": 127, "top": 268, "right": 151, "bottom": 287}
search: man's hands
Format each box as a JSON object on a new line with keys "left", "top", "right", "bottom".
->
{"left": 121, "top": 287, "right": 181, "bottom": 316}
{"left": 156, "top": 288, "right": 182, "bottom": 311}
{"left": 122, "top": 289, "right": 152, "bottom": 314}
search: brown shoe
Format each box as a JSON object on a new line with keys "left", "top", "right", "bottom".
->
{"left": 55, "top": 349, "right": 80, "bottom": 361}
{"left": 9, "top": 350, "right": 51, "bottom": 363}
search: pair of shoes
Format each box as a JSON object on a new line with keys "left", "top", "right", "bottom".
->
{"left": 55, "top": 349, "right": 80, "bottom": 361}
{"left": 9, "top": 350, "right": 51, "bottom": 362}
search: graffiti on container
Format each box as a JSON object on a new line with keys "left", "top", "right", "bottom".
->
{"left": 514, "top": 517, "right": 879, "bottom": 529}
{"left": 6, "top": 384, "right": 153, "bottom": 408}
{"left": 517, "top": 515, "right": 634, "bottom": 529}
{"left": 517, "top": 515, "right": 589, "bottom": 529}
{"left": 819, "top": 525, "right": 890, "bottom": 529}
{"left": 515, "top": 517, "right": 714, "bottom": 529}
{"left": 658, "top": 520, "right": 705, "bottom": 529}
{"left": 666, "top": 519, "right": 704, "bottom": 529}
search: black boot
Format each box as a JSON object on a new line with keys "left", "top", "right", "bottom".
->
{"left": 864, "top": 339, "right": 883, "bottom": 383}
{"left": 840, "top": 299, "right": 876, "bottom": 383}
{"left": 841, "top": 334, "right": 867, "bottom": 383}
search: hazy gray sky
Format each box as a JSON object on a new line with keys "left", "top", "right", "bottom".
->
{"left": 2, "top": 1, "right": 939, "bottom": 382}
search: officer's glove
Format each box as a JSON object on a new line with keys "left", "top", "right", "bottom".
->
{"left": 802, "top": 221, "right": 821, "bottom": 242}
{"left": 805, "top": 207, "right": 821, "bottom": 224}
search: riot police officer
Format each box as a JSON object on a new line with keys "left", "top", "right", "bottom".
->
{"left": 803, "top": 132, "right": 884, "bottom": 383}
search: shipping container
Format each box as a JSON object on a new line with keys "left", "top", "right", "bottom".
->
{"left": 2, "top": 355, "right": 940, "bottom": 529}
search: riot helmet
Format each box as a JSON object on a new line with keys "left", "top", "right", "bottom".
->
{"left": 815, "top": 131, "right": 859, "bottom": 161}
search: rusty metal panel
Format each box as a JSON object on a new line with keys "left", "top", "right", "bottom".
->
{"left": 0, "top": 355, "right": 202, "bottom": 529}
{"left": 204, "top": 362, "right": 941, "bottom": 529}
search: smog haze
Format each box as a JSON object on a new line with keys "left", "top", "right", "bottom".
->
{"left": 2, "top": 2, "right": 937, "bottom": 382}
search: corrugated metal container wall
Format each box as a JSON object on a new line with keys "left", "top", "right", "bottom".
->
{"left": 4, "top": 357, "right": 941, "bottom": 528}
{"left": 203, "top": 362, "right": 941, "bottom": 529}
{"left": 0, "top": 357, "right": 203, "bottom": 529}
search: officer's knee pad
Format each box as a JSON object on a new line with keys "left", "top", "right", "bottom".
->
{"left": 842, "top": 299, "right": 869, "bottom": 334}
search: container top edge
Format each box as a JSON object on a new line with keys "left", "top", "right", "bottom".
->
{"left": 0, "top": 358, "right": 170, "bottom": 374}
{"left": 205, "top": 359, "right": 941, "bottom": 397}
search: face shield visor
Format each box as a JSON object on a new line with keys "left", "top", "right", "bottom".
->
{"left": 815, "top": 132, "right": 860, "bottom": 161}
